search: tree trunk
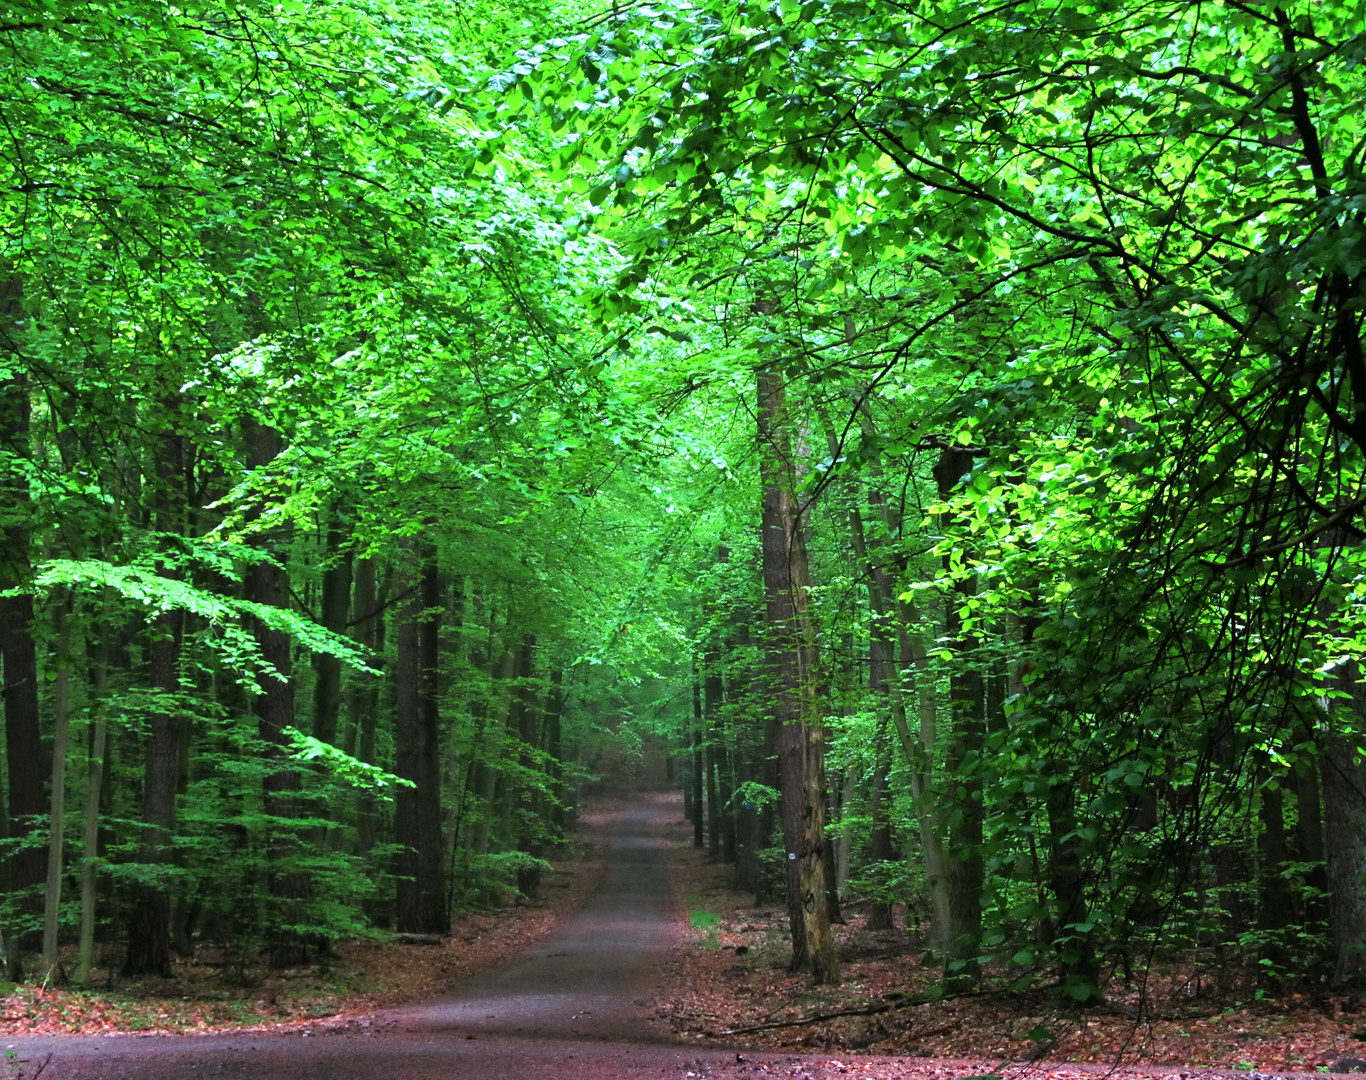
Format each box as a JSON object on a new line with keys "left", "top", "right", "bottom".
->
{"left": 758, "top": 363, "right": 839, "bottom": 984}
{"left": 40, "top": 598, "right": 72, "bottom": 983}
{"left": 394, "top": 541, "right": 447, "bottom": 933}
{"left": 312, "top": 511, "right": 351, "bottom": 746}
{"left": 0, "top": 276, "right": 42, "bottom": 980}
{"left": 350, "top": 559, "right": 383, "bottom": 857}
{"left": 124, "top": 411, "right": 187, "bottom": 977}
{"left": 691, "top": 699, "right": 705, "bottom": 849}
{"left": 1324, "top": 658, "right": 1366, "bottom": 986}
{"left": 1258, "top": 768, "right": 1290, "bottom": 979}
{"left": 933, "top": 446, "right": 984, "bottom": 989}
{"left": 75, "top": 630, "right": 109, "bottom": 986}
{"left": 244, "top": 419, "right": 315, "bottom": 968}
{"left": 514, "top": 634, "right": 542, "bottom": 899}
{"left": 866, "top": 730, "right": 896, "bottom": 931}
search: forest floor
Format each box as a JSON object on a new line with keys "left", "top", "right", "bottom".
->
{"left": 8, "top": 796, "right": 1366, "bottom": 1078}
{"left": 647, "top": 815, "right": 1366, "bottom": 1074}
{"left": 0, "top": 810, "right": 609, "bottom": 1037}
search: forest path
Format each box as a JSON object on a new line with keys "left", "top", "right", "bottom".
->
{"left": 0, "top": 792, "right": 742, "bottom": 1079}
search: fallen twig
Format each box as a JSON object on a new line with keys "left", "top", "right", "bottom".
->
{"left": 715, "top": 982, "right": 1060, "bottom": 1036}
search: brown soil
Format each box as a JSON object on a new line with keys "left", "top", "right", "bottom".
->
{"left": 649, "top": 810, "right": 1366, "bottom": 1074}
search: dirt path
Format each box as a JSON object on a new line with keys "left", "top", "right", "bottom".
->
{"left": 0, "top": 795, "right": 1332, "bottom": 1080}
{"left": 0, "top": 794, "right": 739, "bottom": 1079}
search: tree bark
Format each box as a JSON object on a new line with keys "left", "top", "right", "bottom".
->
{"left": 40, "top": 598, "right": 72, "bottom": 983}
{"left": 0, "top": 275, "right": 42, "bottom": 980}
{"left": 75, "top": 627, "right": 110, "bottom": 986}
{"left": 312, "top": 510, "right": 352, "bottom": 747}
{"left": 1324, "top": 658, "right": 1366, "bottom": 986}
{"left": 394, "top": 541, "right": 447, "bottom": 933}
{"left": 933, "top": 446, "right": 984, "bottom": 989}
{"left": 244, "top": 419, "right": 315, "bottom": 968}
{"left": 124, "top": 409, "right": 187, "bottom": 977}
{"left": 758, "top": 363, "right": 839, "bottom": 984}
{"left": 513, "top": 634, "right": 542, "bottom": 899}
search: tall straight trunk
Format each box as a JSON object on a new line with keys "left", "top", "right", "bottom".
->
{"left": 470, "top": 647, "right": 515, "bottom": 857}
{"left": 934, "top": 446, "right": 984, "bottom": 988}
{"left": 124, "top": 411, "right": 187, "bottom": 977}
{"left": 692, "top": 682, "right": 705, "bottom": 849}
{"left": 75, "top": 633, "right": 109, "bottom": 986}
{"left": 758, "top": 363, "right": 839, "bottom": 984}
{"left": 1259, "top": 769, "right": 1290, "bottom": 978}
{"left": 40, "top": 598, "right": 72, "bottom": 983}
{"left": 545, "top": 669, "right": 566, "bottom": 833}
{"left": 244, "top": 419, "right": 313, "bottom": 968}
{"left": 704, "top": 645, "right": 736, "bottom": 863}
{"left": 394, "top": 541, "right": 447, "bottom": 933}
{"left": 0, "top": 275, "right": 42, "bottom": 979}
{"left": 848, "top": 494, "right": 941, "bottom": 938}
{"left": 704, "top": 680, "right": 720, "bottom": 859}
{"left": 1290, "top": 727, "right": 1328, "bottom": 931}
{"left": 312, "top": 511, "right": 351, "bottom": 747}
{"left": 866, "top": 728, "right": 896, "bottom": 931}
{"left": 514, "top": 635, "right": 541, "bottom": 898}
{"left": 837, "top": 397, "right": 952, "bottom": 951}
{"left": 1324, "top": 657, "right": 1366, "bottom": 986}
{"left": 350, "top": 559, "right": 383, "bottom": 856}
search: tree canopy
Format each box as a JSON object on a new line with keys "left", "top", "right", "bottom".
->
{"left": 2, "top": 0, "right": 1366, "bottom": 1007}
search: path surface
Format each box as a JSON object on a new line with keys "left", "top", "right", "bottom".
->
{"left": 1, "top": 796, "right": 741, "bottom": 1080}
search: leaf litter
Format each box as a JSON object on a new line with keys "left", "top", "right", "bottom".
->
{"left": 646, "top": 810, "right": 1366, "bottom": 1077}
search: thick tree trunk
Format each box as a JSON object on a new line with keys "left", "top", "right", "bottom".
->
{"left": 394, "top": 542, "right": 447, "bottom": 933}
{"left": 758, "top": 363, "right": 839, "bottom": 984}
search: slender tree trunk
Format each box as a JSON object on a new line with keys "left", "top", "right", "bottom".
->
{"left": 758, "top": 363, "right": 839, "bottom": 984}
{"left": 470, "top": 647, "right": 514, "bottom": 858}
{"left": 933, "top": 446, "right": 984, "bottom": 989}
{"left": 866, "top": 729, "right": 896, "bottom": 931}
{"left": 1324, "top": 657, "right": 1366, "bottom": 986}
{"left": 0, "top": 276, "right": 42, "bottom": 979}
{"left": 691, "top": 696, "right": 705, "bottom": 849}
{"left": 1289, "top": 728, "right": 1328, "bottom": 933}
{"left": 75, "top": 629, "right": 109, "bottom": 986}
{"left": 515, "top": 636, "right": 544, "bottom": 898}
{"left": 545, "top": 669, "right": 565, "bottom": 833}
{"left": 350, "top": 559, "right": 383, "bottom": 857}
{"left": 40, "top": 599, "right": 72, "bottom": 983}
{"left": 1259, "top": 768, "right": 1290, "bottom": 979}
{"left": 704, "top": 645, "right": 737, "bottom": 863}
